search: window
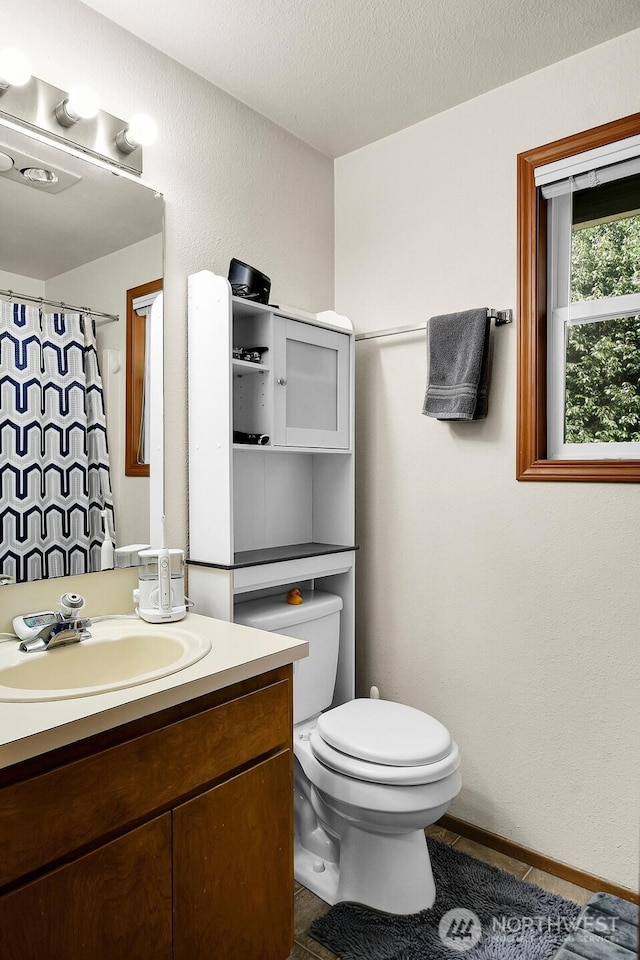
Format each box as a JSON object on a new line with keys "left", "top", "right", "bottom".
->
{"left": 517, "top": 112, "right": 640, "bottom": 481}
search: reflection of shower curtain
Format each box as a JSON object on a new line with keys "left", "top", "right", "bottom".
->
{"left": 0, "top": 301, "right": 115, "bottom": 583}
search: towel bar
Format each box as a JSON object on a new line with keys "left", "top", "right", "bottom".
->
{"left": 355, "top": 309, "right": 513, "bottom": 342}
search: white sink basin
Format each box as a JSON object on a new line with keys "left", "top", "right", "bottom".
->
{"left": 0, "top": 620, "right": 212, "bottom": 702}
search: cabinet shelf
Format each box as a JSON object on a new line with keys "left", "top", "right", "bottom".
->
{"left": 233, "top": 441, "right": 272, "bottom": 449}
{"left": 232, "top": 358, "right": 270, "bottom": 374}
{"left": 232, "top": 443, "right": 351, "bottom": 453}
{"left": 189, "top": 542, "right": 357, "bottom": 571}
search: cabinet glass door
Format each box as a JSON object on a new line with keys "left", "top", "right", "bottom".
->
{"left": 273, "top": 318, "right": 350, "bottom": 448}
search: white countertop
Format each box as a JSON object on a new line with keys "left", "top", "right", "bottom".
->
{"left": 0, "top": 612, "right": 308, "bottom": 770}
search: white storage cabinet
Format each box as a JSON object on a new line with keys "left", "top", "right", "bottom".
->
{"left": 187, "top": 271, "right": 356, "bottom": 707}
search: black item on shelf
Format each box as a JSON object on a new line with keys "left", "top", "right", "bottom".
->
{"left": 232, "top": 345, "right": 268, "bottom": 364}
{"left": 233, "top": 430, "right": 270, "bottom": 445}
{"left": 228, "top": 258, "right": 271, "bottom": 304}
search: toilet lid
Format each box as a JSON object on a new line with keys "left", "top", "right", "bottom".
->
{"left": 316, "top": 699, "right": 452, "bottom": 766}
{"left": 309, "top": 729, "right": 460, "bottom": 785}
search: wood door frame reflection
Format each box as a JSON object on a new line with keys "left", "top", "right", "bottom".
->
{"left": 125, "top": 278, "right": 162, "bottom": 477}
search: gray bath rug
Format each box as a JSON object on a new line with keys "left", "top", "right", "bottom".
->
{"left": 554, "top": 892, "right": 638, "bottom": 960}
{"left": 309, "top": 837, "right": 583, "bottom": 960}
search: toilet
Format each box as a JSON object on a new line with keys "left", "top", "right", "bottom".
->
{"left": 234, "top": 589, "right": 461, "bottom": 915}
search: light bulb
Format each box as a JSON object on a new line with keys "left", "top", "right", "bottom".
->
{"left": 0, "top": 47, "right": 32, "bottom": 88}
{"left": 126, "top": 113, "right": 158, "bottom": 147}
{"left": 66, "top": 84, "right": 99, "bottom": 120}
{"left": 55, "top": 84, "right": 100, "bottom": 127}
{"left": 115, "top": 112, "right": 158, "bottom": 154}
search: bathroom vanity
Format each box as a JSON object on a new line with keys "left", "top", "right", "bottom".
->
{"left": 0, "top": 613, "right": 307, "bottom": 960}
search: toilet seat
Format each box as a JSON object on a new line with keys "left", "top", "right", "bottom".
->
{"left": 316, "top": 698, "right": 452, "bottom": 765}
{"left": 310, "top": 699, "right": 459, "bottom": 786}
{"left": 310, "top": 729, "right": 460, "bottom": 785}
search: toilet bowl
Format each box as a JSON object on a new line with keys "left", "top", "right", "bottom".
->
{"left": 293, "top": 700, "right": 461, "bottom": 914}
{"left": 234, "top": 590, "right": 462, "bottom": 915}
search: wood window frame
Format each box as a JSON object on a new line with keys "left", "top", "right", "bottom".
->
{"left": 517, "top": 111, "right": 640, "bottom": 482}
{"left": 125, "top": 278, "right": 162, "bottom": 477}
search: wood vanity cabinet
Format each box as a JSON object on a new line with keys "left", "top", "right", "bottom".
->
{"left": 0, "top": 665, "right": 294, "bottom": 960}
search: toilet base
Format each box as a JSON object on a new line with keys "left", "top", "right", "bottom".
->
{"left": 295, "top": 837, "right": 340, "bottom": 904}
{"left": 338, "top": 824, "right": 435, "bottom": 914}
{"left": 295, "top": 826, "right": 436, "bottom": 915}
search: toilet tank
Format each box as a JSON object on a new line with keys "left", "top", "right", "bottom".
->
{"left": 234, "top": 590, "right": 342, "bottom": 724}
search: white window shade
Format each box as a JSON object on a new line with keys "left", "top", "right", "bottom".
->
{"left": 535, "top": 133, "right": 640, "bottom": 198}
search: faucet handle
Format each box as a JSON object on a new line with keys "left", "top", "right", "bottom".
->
{"left": 58, "top": 593, "right": 86, "bottom": 618}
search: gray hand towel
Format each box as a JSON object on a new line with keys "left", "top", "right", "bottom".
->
{"left": 422, "top": 308, "right": 491, "bottom": 420}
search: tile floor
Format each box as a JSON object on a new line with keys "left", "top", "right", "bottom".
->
{"left": 288, "top": 823, "right": 597, "bottom": 960}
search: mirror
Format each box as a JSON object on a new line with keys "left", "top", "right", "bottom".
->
{"left": 0, "top": 122, "right": 163, "bottom": 584}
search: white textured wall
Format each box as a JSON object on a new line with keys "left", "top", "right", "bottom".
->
{"left": 46, "top": 234, "right": 162, "bottom": 547}
{"left": 0, "top": 269, "right": 44, "bottom": 297}
{"left": 0, "top": 0, "right": 333, "bottom": 589}
{"left": 336, "top": 30, "right": 640, "bottom": 890}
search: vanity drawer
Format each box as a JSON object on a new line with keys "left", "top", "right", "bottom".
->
{"left": 0, "top": 674, "right": 291, "bottom": 887}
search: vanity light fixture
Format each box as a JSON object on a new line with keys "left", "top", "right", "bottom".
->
{"left": 0, "top": 51, "right": 155, "bottom": 175}
{"left": 54, "top": 84, "right": 100, "bottom": 127}
{"left": 0, "top": 48, "right": 32, "bottom": 92}
{"left": 115, "top": 113, "right": 158, "bottom": 154}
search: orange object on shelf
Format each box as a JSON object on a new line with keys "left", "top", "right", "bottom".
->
{"left": 286, "top": 588, "right": 304, "bottom": 605}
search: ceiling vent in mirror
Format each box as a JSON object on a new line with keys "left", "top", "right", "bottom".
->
{"left": 21, "top": 167, "right": 58, "bottom": 186}
{"left": 0, "top": 139, "right": 81, "bottom": 194}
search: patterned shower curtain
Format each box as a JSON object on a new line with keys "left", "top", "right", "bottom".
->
{"left": 0, "top": 301, "right": 115, "bottom": 583}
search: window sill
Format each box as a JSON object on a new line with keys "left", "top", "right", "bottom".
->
{"left": 516, "top": 457, "right": 640, "bottom": 482}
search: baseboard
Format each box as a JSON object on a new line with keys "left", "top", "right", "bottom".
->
{"left": 439, "top": 815, "right": 639, "bottom": 907}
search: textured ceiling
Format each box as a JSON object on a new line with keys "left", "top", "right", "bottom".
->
{"left": 80, "top": 0, "right": 640, "bottom": 157}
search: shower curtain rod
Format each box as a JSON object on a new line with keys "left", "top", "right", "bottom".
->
{"left": 0, "top": 288, "right": 119, "bottom": 324}
{"left": 354, "top": 308, "right": 513, "bottom": 341}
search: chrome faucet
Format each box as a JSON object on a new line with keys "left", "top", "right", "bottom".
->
{"left": 18, "top": 616, "right": 92, "bottom": 653}
{"left": 17, "top": 593, "right": 92, "bottom": 652}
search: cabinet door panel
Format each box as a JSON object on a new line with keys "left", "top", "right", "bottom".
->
{"left": 274, "top": 318, "right": 350, "bottom": 448}
{"left": 174, "top": 750, "right": 293, "bottom": 960}
{"left": 286, "top": 338, "right": 339, "bottom": 431}
{"left": 0, "top": 814, "right": 172, "bottom": 960}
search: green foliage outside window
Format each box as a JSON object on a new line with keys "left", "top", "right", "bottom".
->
{"left": 566, "top": 216, "right": 640, "bottom": 443}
